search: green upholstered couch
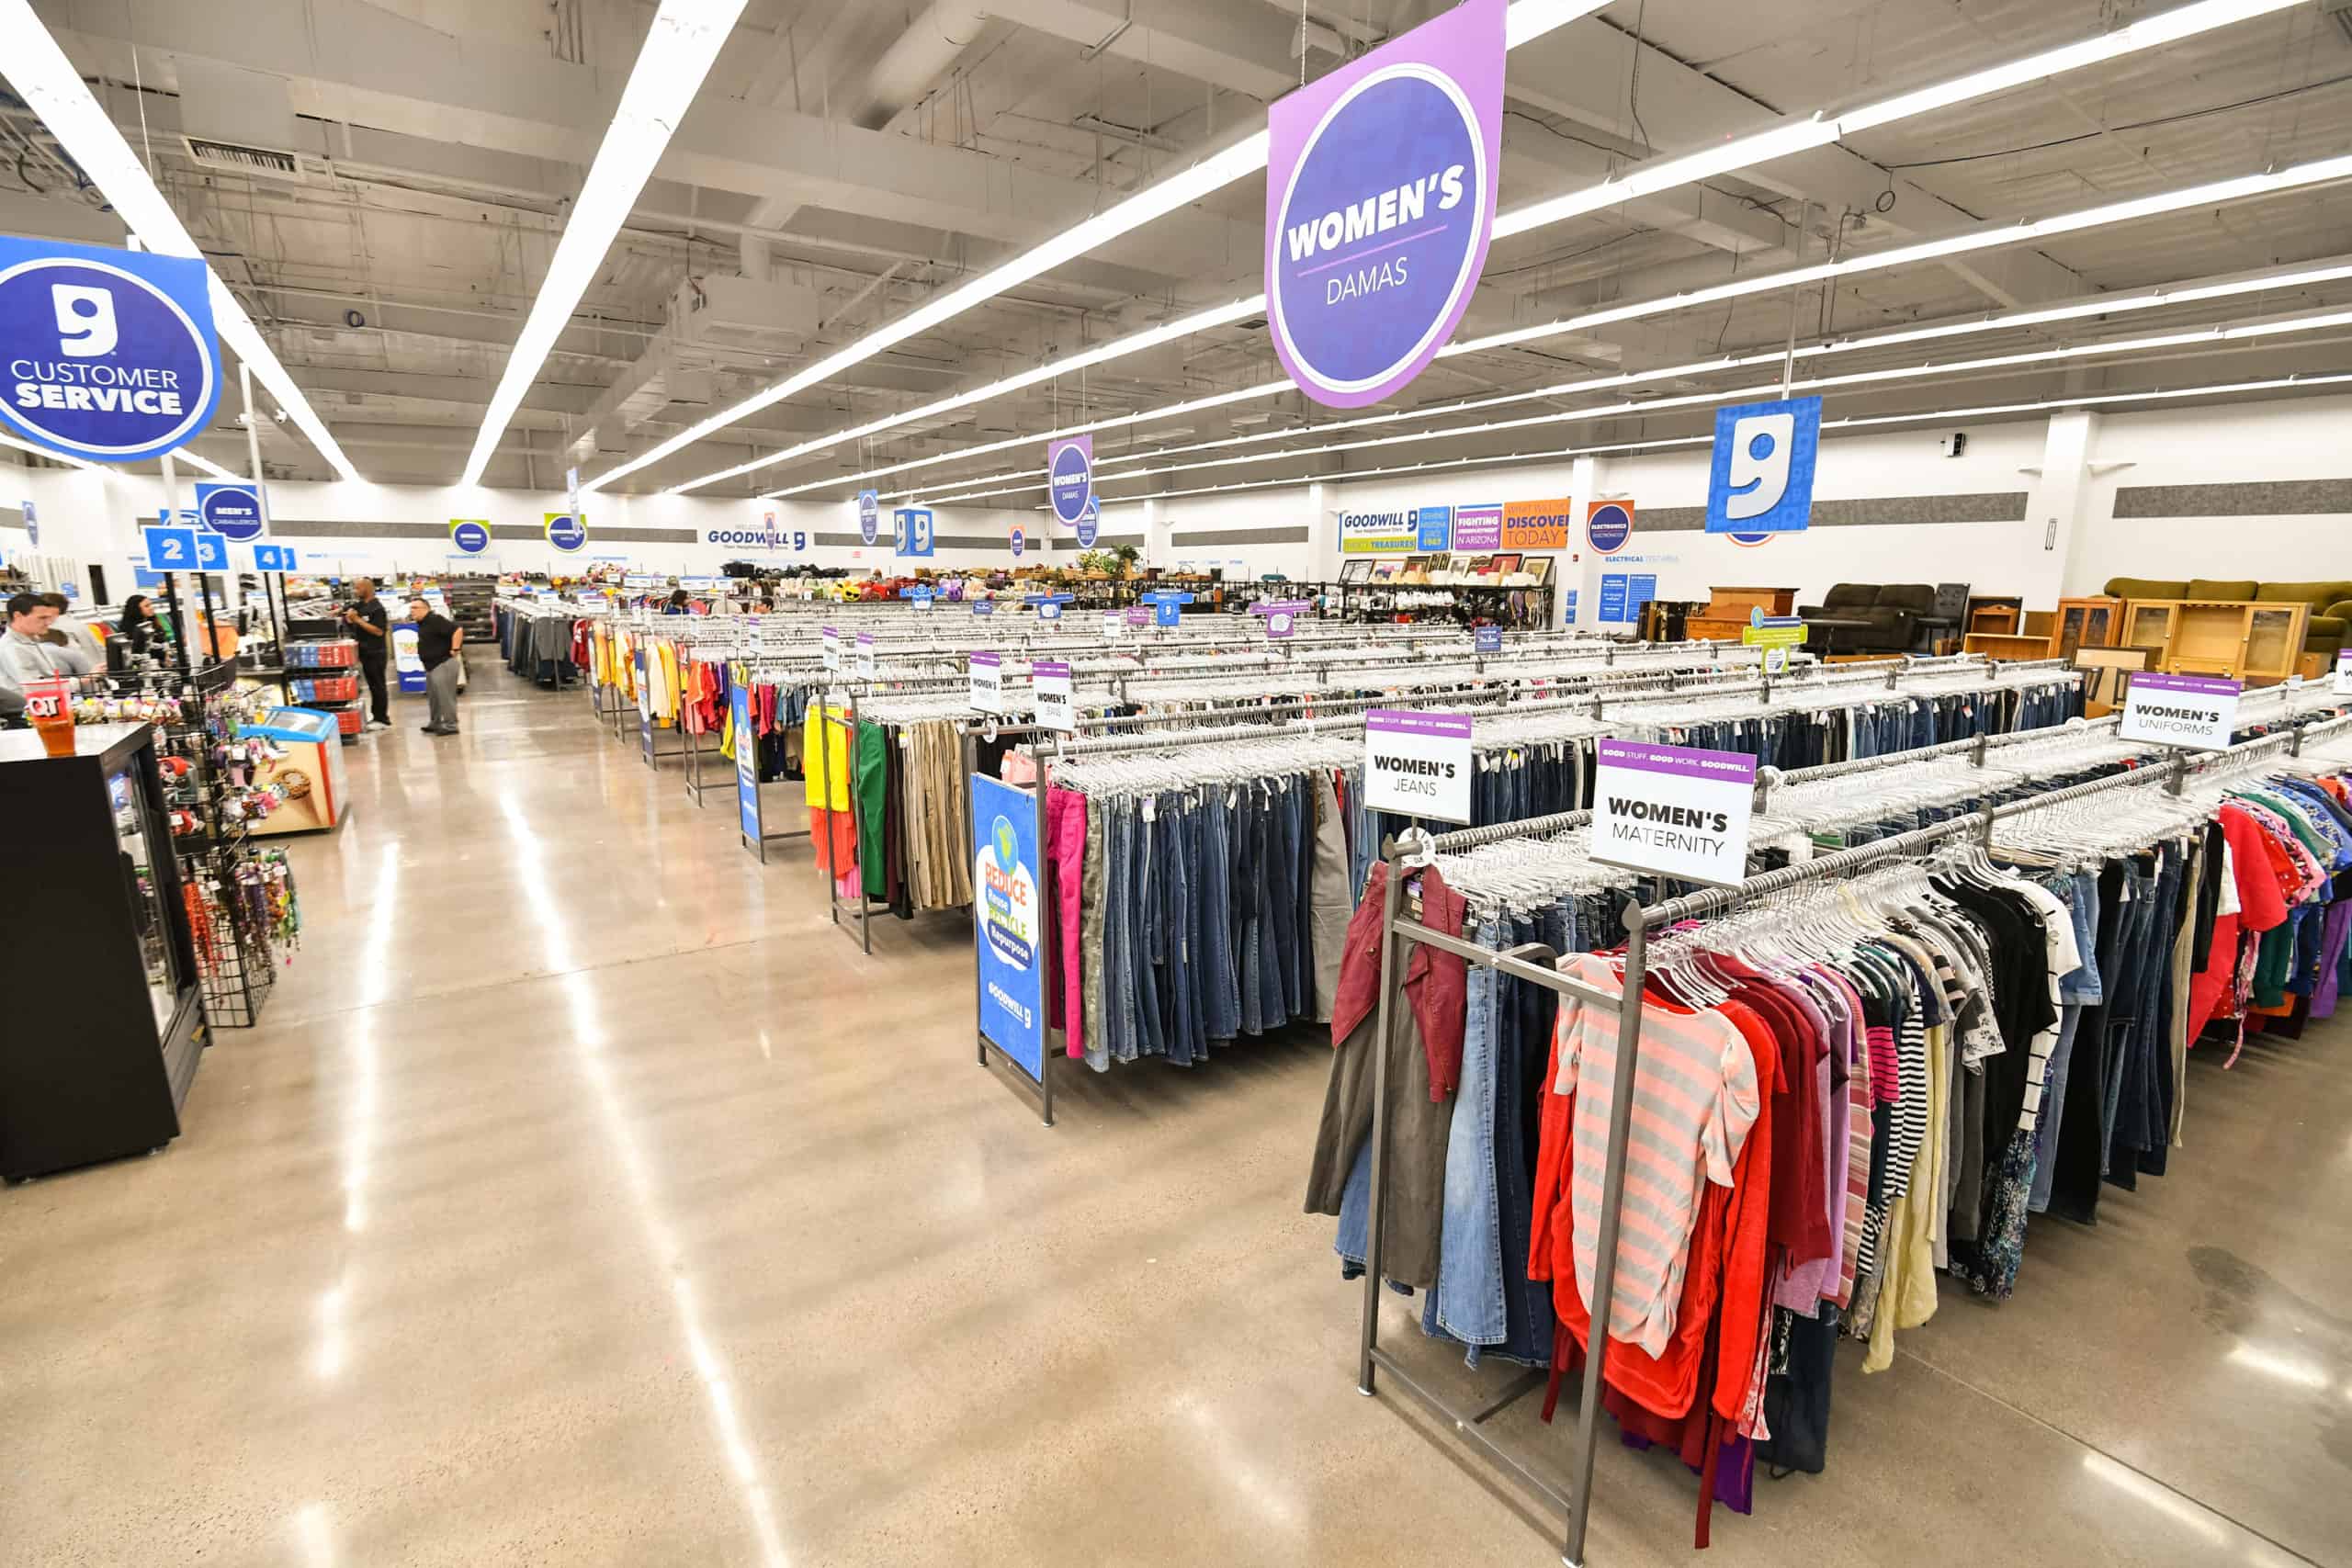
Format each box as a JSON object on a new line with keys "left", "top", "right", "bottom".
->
{"left": 2104, "top": 577, "right": 2352, "bottom": 664}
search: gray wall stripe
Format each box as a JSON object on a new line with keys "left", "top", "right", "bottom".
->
{"left": 2112, "top": 479, "right": 2352, "bottom": 518}
{"left": 1639, "top": 491, "right": 2029, "bottom": 531}
{"left": 1171, "top": 525, "right": 1311, "bottom": 547}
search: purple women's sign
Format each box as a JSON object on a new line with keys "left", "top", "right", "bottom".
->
{"left": 1363, "top": 707, "right": 1474, "bottom": 822}
{"left": 1264, "top": 0, "right": 1504, "bottom": 409}
{"left": 1047, "top": 434, "right": 1093, "bottom": 525}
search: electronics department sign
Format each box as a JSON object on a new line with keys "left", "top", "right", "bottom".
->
{"left": 1264, "top": 0, "right": 1503, "bottom": 409}
{"left": 972, "top": 774, "right": 1046, "bottom": 1081}
{"left": 1586, "top": 500, "right": 1634, "bottom": 555}
{"left": 1706, "top": 395, "right": 1823, "bottom": 534}
{"left": 2120, "top": 671, "right": 2241, "bottom": 751}
{"left": 544, "top": 511, "right": 587, "bottom": 552}
{"left": 0, "top": 236, "right": 220, "bottom": 462}
{"left": 1590, "top": 739, "right": 1757, "bottom": 887}
{"left": 193, "top": 480, "right": 266, "bottom": 542}
{"left": 1047, "top": 434, "right": 1093, "bottom": 525}
{"left": 1363, "top": 708, "right": 1473, "bottom": 824}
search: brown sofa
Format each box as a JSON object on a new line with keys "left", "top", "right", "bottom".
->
{"left": 2104, "top": 577, "right": 2352, "bottom": 663}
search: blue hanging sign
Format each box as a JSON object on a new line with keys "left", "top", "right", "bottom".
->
{"left": 450, "top": 519, "right": 492, "bottom": 555}
{"left": 856, "top": 489, "right": 879, "bottom": 546}
{"left": 732, "top": 679, "right": 760, "bottom": 843}
{"left": 544, "top": 511, "right": 587, "bottom": 552}
{"left": 1047, "top": 434, "right": 1093, "bottom": 525}
{"left": 973, "top": 773, "right": 1046, "bottom": 1080}
{"left": 1706, "top": 395, "right": 1822, "bottom": 534}
{"left": 1263, "top": 0, "right": 1504, "bottom": 408}
{"left": 1586, "top": 500, "right": 1634, "bottom": 554}
{"left": 895, "top": 505, "right": 934, "bottom": 558}
{"left": 1010, "top": 525, "right": 1024, "bottom": 558}
{"left": 1139, "top": 590, "right": 1193, "bottom": 627}
{"left": 0, "top": 236, "right": 221, "bottom": 463}
{"left": 1075, "top": 497, "right": 1098, "bottom": 549}
{"left": 19, "top": 500, "right": 34, "bottom": 547}
{"left": 194, "top": 480, "right": 266, "bottom": 542}
{"left": 143, "top": 525, "right": 198, "bottom": 570}
{"left": 252, "top": 543, "right": 297, "bottom": 572}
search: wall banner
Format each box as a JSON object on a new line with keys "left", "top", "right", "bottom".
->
{"left": 1415, "top": 504, "right": 1452, "bottom": 550}
{"left": 1263, "top": 0, "right": 1503, "bottom": 408}
{"left": 1338, "top": 507, "right": 1421, "bottom": 554}
{"left": 0, "top": 236, "right": 220, "bottom": 463}
{"left": 1500, "top": 497, "right": 1571, "bottom": 549}
{"left": 1452, "top": 502, "right": 1501, "bottom": 550}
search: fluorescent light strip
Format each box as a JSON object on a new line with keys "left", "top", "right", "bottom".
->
{"left": 811, "top": 255, "right": 2352, "bottom": 502}
{"left": 459, "top": 0, "right": 749, "bottom": 486}
{"left": 669, "top": 0, "right": 2305, "bottom": 497}
{"left": 600, "top": 0, "right": 1624, "bottom": 492}
{"left": 0, "top": 1, "right": 361, "bottom": 481}
{"left": 923, "top": 371, "right": 2352, "bottom": 508}
{"left": 666, "top": 296, "right": 1262, "bottom": 493}
{"left": 913, "top": 309, "right": 2352, "bottom": 502}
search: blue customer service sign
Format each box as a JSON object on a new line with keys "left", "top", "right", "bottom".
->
{"left": 0, "top": 237, "right": 220, "bottom": 462}
{"left": 1706, "top": 395, "right": 1822, "bottom": 534}
{"left": 973, "top": 773, "right": 1045, "bottom": 1080}
{"left": 194, "top": 480, "right": 266, "bottom": 542}
{"left": 1264, "top": 0, "right": 1503, "bottom": 409}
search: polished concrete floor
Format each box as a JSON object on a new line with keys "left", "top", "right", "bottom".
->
{"left": 4, "top": 662, "right": 2347, "bottom": 1567}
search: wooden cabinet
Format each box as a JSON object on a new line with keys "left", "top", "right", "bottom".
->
{"left": 2119, "top": 598, "right": 2309, "bottom": 684}
{"left": 1687, "top": 585, "right": 1798, "bottom": 642}
{"left": 2049, "top": 596, "right": 2122, "bottom": 660}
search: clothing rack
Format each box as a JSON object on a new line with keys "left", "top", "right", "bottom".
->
{"left": 1351, "top": 701, "right": 2352, "bottom": 1565}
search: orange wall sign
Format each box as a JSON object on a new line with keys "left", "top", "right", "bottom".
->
{"left": 1500, "top": 497, "right": 1571, "bottom": 549}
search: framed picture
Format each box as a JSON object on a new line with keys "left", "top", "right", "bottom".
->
{"left": 1488, "top": 551, "right": 1521, "bottom": 576}
{"left": 1521, "top": 556, "right": 1553, "bottom": 584}
{"left": 1339, "top": 559, "right": 1373, "bottom": 583}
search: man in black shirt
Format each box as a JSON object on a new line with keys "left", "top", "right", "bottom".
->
{"left": 343, "top": 578, "right": 391, "bottom": 728}
{"left": 408, "top": 596, "right": 463, "bottom": 735}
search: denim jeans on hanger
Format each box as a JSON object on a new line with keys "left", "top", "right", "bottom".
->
{"left": 1163, "top": 803, "right": 1199, "bottom": 1065}
{"left": 1254, "top": 787, "right": 1288, "bottom": 1031}
{"left": 1200, "top": 795, "right": 1241, "bottom": 1040}
{"left": 1101, "top": 798, "right": 1136, "bottom": 1063}
{"left": 1132, "top": 798, "right": 1168, "bottom": 1060}
{"left": 1431, "top": 919, "right": 1508, "bottom": 1348}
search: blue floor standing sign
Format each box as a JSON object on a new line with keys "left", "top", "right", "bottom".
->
{"left": 973, "top": 773, "right": 1046, "bottom": 1087}
{"left": 733, "top": 680, "right": 759, "bottom": 844}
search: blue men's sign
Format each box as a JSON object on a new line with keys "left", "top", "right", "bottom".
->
{"left": 973, "top": 773, "right": 1045, "bottom": 1081}
{"left": 194, "top": 480, "right": 266, "bottom": 542}
{"left": 544, "top": 511, "right": 587, "bottom": 552}
{"left": 0, "top": 236, "right": 220, "bottom": 463}
{"left": 856, "top": 489, "right": 879, "bottom": 546}
{"left": 450, "top": 519, "right": 492, "bottom": 555}
{"left": 1263, "top": 0, "right": 1503, "bottom": 408}
{"left": 1706, "top": 396, "right": 1822, "bottom": 534}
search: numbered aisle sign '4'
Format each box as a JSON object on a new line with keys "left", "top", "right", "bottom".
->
{"left": 0, "top": 236, "right": 221, "bottom": 462}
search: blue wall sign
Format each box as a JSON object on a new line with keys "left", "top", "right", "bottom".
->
{"left": 545, "top": 512, "right": 587, "bottom": 552}
{"left": 1564, "top": 588, "right": 1578, "bottom": 621}
{"left": 194, "top": 480, "right": 266, "bottom": 542}
{"left": 1599, "top": 573, "right": 1629, "bottom": 624}
{"left": 1416, "top": 504, "right": 1453, "bottom": 551}
{"left": 1627, "top": 573, "right": 1658, "bottom": 621}
{"left": 450, "top": 519, "right": 492, "bottom": 555}
{"left": 1074, "top": 497, "right": 1098, "bottom": 549}
{"left": 252, "top": 543, "right": 297, "bottom": 572}
{"left": 1263, "top": 0, "right": 1504, "bottom": 408}
{"left": 1706, "top": 395, "right": 1822, "bottom": 534}
{"left": 1586, "top": 501, "right": 1634, "bottom": 554}
{"left": 19, "top": 500, "right": 34, "bottom": 547}
{"left": 143, "top": 525, "right": 198, "bottom": 570}
{"left": 973, "top": 773, "right": 1046, "bottom": 1080}
{"left": 732, "top": 680, "right": 760, "bottom": 843}
{"left": 1047, "top": 434, "right": 1093, "bottom": 525}
{"left": 133, "top": 567, "right": 166, "bottom": 589}
{"left": 0, "top": 236, "right": 220, "bottom": 463}
{"left": 856, "top": 489, "right": 879, "bottom": 546}
{"left": 894, "top": 505, "right": 934, "bottom": 558}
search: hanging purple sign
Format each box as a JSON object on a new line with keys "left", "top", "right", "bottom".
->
{"left": 1264, "top": 0, "right": 1503, "bottom": 409}
{"left": 1047, "top": 434, "right": 1093, "bottom": 525}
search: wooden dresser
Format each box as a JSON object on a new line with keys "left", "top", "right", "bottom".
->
{"left": 1687, "top": 585, "right": 1799, "bottom": 642}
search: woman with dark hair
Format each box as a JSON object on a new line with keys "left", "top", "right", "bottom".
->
{"left": 663, "top": 589, "right": 691, "bottom": 615}
{"left": 119, "top": 594, "right": 157, "bottom": 655}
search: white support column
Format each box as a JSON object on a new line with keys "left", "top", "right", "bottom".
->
{"left": 2025, "top": 411, "right": 2105, "bottom": 607}
{"left": 1143, "top": 497, "right": 1170, "bottom": 568}
{"left": 1305, "top": 480, "right": 1338, "bottom": 583}
{"left": 1564, "top": 454, "right": 1600, "bottom": 630}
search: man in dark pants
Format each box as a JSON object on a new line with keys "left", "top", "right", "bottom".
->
{"left": 407, "top": 596, "right": 462, "bottom": 735}
{"left": 343, "top": 577, "right": 390, "bottom": 728}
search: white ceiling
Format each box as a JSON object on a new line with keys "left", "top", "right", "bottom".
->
{"left": 3, "top": 0, "right": 2347, "bottom": 498}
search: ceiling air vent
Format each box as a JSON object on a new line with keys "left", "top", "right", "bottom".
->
{"left": 183, "top": 138, "right": 300, "bottom": 177}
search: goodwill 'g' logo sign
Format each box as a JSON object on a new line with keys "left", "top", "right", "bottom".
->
{"left": 992, "top": 816, "right": 1020, "bottom": 872}
{"left": 1263, "top": 0, "right": 1503, "bottom": 410}
{"left": 1705, "top": 395, "right": 1823, "bottom": 535}
{"left": 52, "top": 285, "right": 118, "bottom": 356}
{"left": 0, "top": 238, "right": 221, "bottom": 463}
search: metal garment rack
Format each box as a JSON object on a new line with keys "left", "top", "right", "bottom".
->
{"left": 818, "top": 689, "right": 872, "bottom": 954}
{"left": 1352, "top": 704, "right": 2351, "bottom": 1565}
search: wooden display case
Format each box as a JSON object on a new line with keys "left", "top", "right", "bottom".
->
{"left": 2119, "top": 598, "right": 2309, "bottom": 684}
{"left": 2049, "top": 596, "right": 2122, "bottom": 660}
{"left": 1686, "top": 585, "right": 1799, "bottom": 642}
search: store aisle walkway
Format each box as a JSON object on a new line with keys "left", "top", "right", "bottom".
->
{"left": 1, "top": 662, "right": 2345, "bottom": 1567}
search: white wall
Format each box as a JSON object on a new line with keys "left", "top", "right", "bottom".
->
{"left": 10, "top": 390, "right": 2346, "bottom": 609}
